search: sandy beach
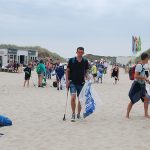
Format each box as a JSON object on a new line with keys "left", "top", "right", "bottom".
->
{"left": 0, "top": 67, "right": 150, "bottom": 150}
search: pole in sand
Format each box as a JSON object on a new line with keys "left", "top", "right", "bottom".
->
{"left": 63, "top": 89, "right": 69, "bottom": 121}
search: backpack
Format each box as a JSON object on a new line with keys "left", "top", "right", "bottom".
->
{"left": 36, "top": 65, "right": 41, "bottom": 74}
{"left": 53, "top": 81, "right": 57, "bottom": 88}
{"left": 0, "top": 115, "right": 12, "bottom": 126}
{"left": 129, "top": 64, "right": 144, "bottom": 80}
{"left": 129, "top": 66, "right": 136, "bottom": 80}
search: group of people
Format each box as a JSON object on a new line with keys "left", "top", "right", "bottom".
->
{"left": 23, "top": 47, "right": 150, "bottom": 121}
{"left": 90, "top": 60, "right": 108, "bottom": 83}
{"left": 23, "top": 47, "right": 90, "bottom": 121}
{"left": 23, "top": 58, "right": 65, "bottom": 89}
{"left": 3, "top": 60, "right": 37, "bottom": 73}
{"left": 90, "top": 60, "right": 120, "bottom": 85}
{"left": 6, "top": 61, "right": 22, "bottom": 72}
{"left": 66, "top": 49, "right": 150, "bottom": 121}
{"left": 22, "top": 48, "right": 110, "bottom": 121}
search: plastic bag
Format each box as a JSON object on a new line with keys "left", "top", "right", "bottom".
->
{"left": 79, "top": 80, "right": 101, "bottom": 118}
{"left": 146, "top": 84, "right": 150, "bottom": 96}
{"left": 60, "top": 76, "right": 66, "bottom": 90}
{"left": 146, "top": 84, "right": 150, "bottom": 103}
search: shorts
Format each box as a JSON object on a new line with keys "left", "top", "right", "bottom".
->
{"left": 92, "top": 74, "right": 97, "bottom": 77}
{"left": 25, "top": 75, "right": 30, "bottom": 80}
{"left": 69, "top": 82, "right": 83, "bottom": 97}
{"left": 97, "top": 72, "right": 103, "bottom": 78}
{"left": 129, "top": 81, "right": 146, "bottom": 104}
{"left": 114, "top": 76, "right": 118, "bottom": 80}
{"left": 56, "top": 75, "right": 63, "bottom": 81}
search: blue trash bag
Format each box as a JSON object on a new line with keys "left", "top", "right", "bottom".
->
{"left": 79, "top": 81, "right": 96, "bottom": 118}
{"left": 0, "top": 115, "right": 12, "bottom": 126}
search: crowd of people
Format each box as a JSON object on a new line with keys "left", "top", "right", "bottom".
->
{"left": 24, "top": 47, "right": 121, "bottom": 121}
{"left": 0, "top": 60, "right": 37, "bottom": 73}
{"left": 1, "top": 46, "right": 150, "bottom": 124}
{"left": 22, "top": 47, "right": 150, "bottom": 121}
{"left": 23, "top": 53, "right": 115, "bottom": 89}
{"left": 23, "top": 58, "right": 66, "bottom": 89}
{"left": 4, "top": 61, "right": 21, "bottom": 72}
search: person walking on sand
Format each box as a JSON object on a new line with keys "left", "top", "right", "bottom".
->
{"left": 127, "top": 52, "right": 150, "bottom": 119}
{"left": 46, "top": 61, "right": 51, "bottom": 79}
{"left": 55, "top": 59, "right": 65, "bottom": 90}
{"left": 97, "top": 62, "right": 104, "bottom": 83}
{"left": 103, "top": 60, "right": 108, "bottom": 74}
{"left": 111, "top": 65, "right": 119, "bottom": 84}
{"left": 36, "top": 59, "right": 46, "bottom": 87}
{"left": 66, "top": 47, "right": 89, "bottom": 122}
{"left": 91, "top": 63, "right": 97, "bottom": 83}
{"left": 23, "top": 63, "right": 32, "bottom": 87}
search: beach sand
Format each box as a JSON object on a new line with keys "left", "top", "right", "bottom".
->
{"left": 0, "top": 67, "right": 150, "bottom": 150}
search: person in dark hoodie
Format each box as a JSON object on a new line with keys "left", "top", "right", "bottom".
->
{"left": 55, "top": 59, "right": 65, "bottom": 90}
{"left": 23, "top": 63, "right": 32, "bottom": 87}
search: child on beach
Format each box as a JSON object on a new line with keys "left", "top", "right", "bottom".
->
{"left": 103, "top": 61, "right": 108, "bottom": 75}
{"left": 127, "top": 52, "right": 150, "bottom": 118}
{"left": 23, "top": 63, "right": 32, "bottom": 87}
{"left": 55, "top": 60, "right": 65, "bottom": 90}
{"left": 111, "top": 65, "right": 119, "bottom": 84}
{"left": 91, "top": 63, "right": 97, "bottom": 83}
{"left": 97, "top": 63, "right": 104, "bottom": 83}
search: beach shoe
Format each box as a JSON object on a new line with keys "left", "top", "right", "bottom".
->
{"left": 71, "top": 113, "right": 75, "bottom": 122}
{"left": 77, "top": 114, "right": 81, "bottom": 119}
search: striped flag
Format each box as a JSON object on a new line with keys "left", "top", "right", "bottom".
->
{"left": 132, "top": 36, "right": 141, "bottom": 54}
{"left": 138, "top": 36, "right": 141, "bottom": 52}
{"left": 132, "top": 36, "right": 135, "bottom": 53}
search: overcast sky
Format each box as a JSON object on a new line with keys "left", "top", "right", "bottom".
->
{"left": 0, "top": 0, "right": 150, "bottom": 57}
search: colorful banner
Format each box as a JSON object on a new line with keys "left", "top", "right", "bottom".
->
{"left": 132, "top": 36, "right": 142, "bottom": 54}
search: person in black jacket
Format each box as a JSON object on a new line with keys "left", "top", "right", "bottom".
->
{"left": 112, "top": 65, "right": 119, "bottom": 84}
{"left": 23, "top": 63, "right": 32, "bottom": 87}
{"left": 66, "top": 47, "right": 89, "bottom": 121}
